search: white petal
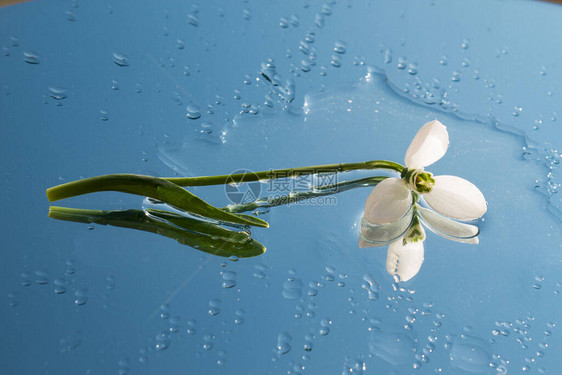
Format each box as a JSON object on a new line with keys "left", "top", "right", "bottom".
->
{"left": 424, "top": 175, "right": 487, "bottom": 220}
{"left": 364, "top": 178, "right": 412, "bottom": 225}
{"left": 417, "top": 206, "right": 480, "bottom": 244}
{"left": 404, "top": 120, "right": 449, "bottom": 169}
{"left": 386, "top": 236, "right": 425, "bottom": 282}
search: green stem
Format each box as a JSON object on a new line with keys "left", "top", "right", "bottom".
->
{"left": 223, "top": 176, "right": 388, "bottom": 214}
{"left": 46, "top": 174, "right": 268, "bottom": 228}
{"left": 164, "top": 160, "right": 403, "bottom": 187}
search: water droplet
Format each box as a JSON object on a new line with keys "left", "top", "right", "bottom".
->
{"left": 59, "top": 332, "right": 82, "bottom": 352}
{"left": 100, "top": 109, "right": 109, "bottom": 121}
{"left": 49, "top": 87, "right": 68, "bottom": 100}
{"left": 274, "top": 332, "right": 292, "bottom": 359}
{"left": 330, "top": 55, "right": 341, "bottom": 68}
{"left": 221, "top": 271, "right": 237, "bottom": 289}
{"left": 333, "top": 41, "right": 347, "bottom": 54}
{"left": 155, "top": 331, "right": 170, "bottom": 350}
{"left": 242, "top": 9, "right": 251, "bottom": 20}
{"left": 234, "top": 309, "right": 245, "bottom": 325}
{"left": 461, "top": 38, "right": 470, "bottom": 49}
{"left": 314, "top": 13, "right": 324, "bottom": 28}
{"left": 186, "top": 105, "right": 201, "bottom": 120}
{"left": 369, "top": 332, "right": 415, "bottom": 365}
{"left": 65, "top": 10, "right": 76, "bottom": 22}
{"left": 54, "top": 278, "right": 67, "bottom": 294}
{"left": 20, "top": 272, "right": 32, "bottom": 287}
{"left": 447, "top": 335, "right": 491, "bottom": 373}
{"left": 408, "top": 63, "right": 418, "bottom": 75}
{"left": 290, "top": 14, "right": 299, "bottom": 26}
{"left": 362, "top": 274, "right": 380, "bottom": 301}
{"left": 35, "top": 269, "right": 49, "bottom": 285}
{"left": 112, "top": 52, "right": 129, "bottom": 67}
{"left": 383, "top": 48, "right": 392, "bottom": 64}
{"left": 208, "top": 299, "right": 221, "bottom": 316}
{"left": 8, "top": 292, "right": 17, "bottom": 307}
{"left": 202, "top": 333, "right": 215, "bottom": 350}
{"left": 186, "top": 319, "right": 196, "bottom": 335}
{"left": 280, "top": 17, "right": 289, "bottom": 28}
{"left": 188, "top": 14, "right": 199, "bottom": 26}
{"left": 300, "top": 60, "right": 311, "bottom": 72}
{"left": 282, "top": 278, "right": 303, "bottom": 300}
{"left": 451, "top": 71, "right": 461, "bottom": 82}
{"left": 23, "top": 51, "right": 40, "bottom": 64}
{"left": 74, "top": 288, "right": 88, "bottom": 305}
{"left": 217, "top": 350, "right": 226, "bottom": 366}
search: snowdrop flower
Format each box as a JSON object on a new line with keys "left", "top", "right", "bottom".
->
{"left": 364, "top": 120, "right": 487, "bottom": 225}
{"left": 359, "top": 120, "right": 487, "bottom": 281}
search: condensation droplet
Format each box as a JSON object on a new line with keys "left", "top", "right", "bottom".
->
{"left": 112, "top": 52, "right": 129, "bottom": 67}
{"left": 208, "top": 299, "right": 221, "bottom": 316}
{"left": 186, "top": 105, "right": 202, "bottom": 120}
{"left": 23, "top": 51, "right": 40, "bottom": 64}
{"left": 282, "top": 278, "right": 303, "bottom": 300}
{"left": 221, "top": 271, "right": 237, "bottom": 289}
{"left": 74, "top": 288, "right": 88, "bottom": 305}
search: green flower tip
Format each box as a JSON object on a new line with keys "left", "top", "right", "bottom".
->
{"left": 401, "top": 168, "right": 435, "bottom": 194}
{"left": 402, "top": 215, "right": 426, "bottom": 245}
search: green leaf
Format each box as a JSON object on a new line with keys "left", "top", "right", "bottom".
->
{"left": 48, "top": 206, "right": 266, "bottom": 258}
{"left": 46, "top": 174, "right": 268, "bottom": 228}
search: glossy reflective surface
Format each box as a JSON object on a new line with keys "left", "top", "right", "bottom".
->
{"left": 1, "top": 1, "right": 561, "bottom": 374}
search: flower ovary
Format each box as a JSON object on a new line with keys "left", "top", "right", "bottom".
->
{"left": 401, "top": 168, "right": 435, "bottom": 194}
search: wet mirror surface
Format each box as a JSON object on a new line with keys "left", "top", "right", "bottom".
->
{"left": 1, "top": 1, "right": 561, "bottom": 374}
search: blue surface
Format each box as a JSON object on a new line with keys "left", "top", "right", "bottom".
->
{"left": 1, "top": 0, "right": 562, "bottom": 374}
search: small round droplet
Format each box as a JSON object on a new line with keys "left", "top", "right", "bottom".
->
{"left": 74, "top": 288, "right": 88, "bottom": 305}
{"left": 333, "top": 41, "right": 347, "bottom": 54}
{"left": 100, "top": 110, "right": 109, "bottom": 121}
{"left": 202, "top": 334, "right": 215, "bottom": 350}
{"left": 112, "top": 52, "right": 129, "bottom": 67}
{"left": 54, "top": 278, "right": 67, "bottom": 294}
{"left": 208, "top": 299, "right": 221, "bottom": 316}
{"left": 330, "top": 55, "right": 341, "bottom": 68}
{"left": 49, "top": 87, "right": 68, "bottom": 100}
{"left": 155, "top": 332, "right": 170, "bottom": 350}
{"left": 23, "top": 51, "right": 40, "bottom": 64}
{"left": 221, "top": 271, "right": 237, "bottom": 289}
{"left": 187, "top": 14, "right": 199, "bottom": 27}
{"left": 282, "top": 278, "right": 303, "bottom": 300}
{"left": 186, "top": 105, "right": 201, "bottom": 120}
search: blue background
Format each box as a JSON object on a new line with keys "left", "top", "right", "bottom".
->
{"left": 1, "top": 0, "right": 561, "bottom": 374}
